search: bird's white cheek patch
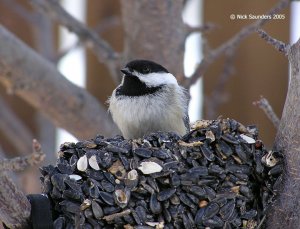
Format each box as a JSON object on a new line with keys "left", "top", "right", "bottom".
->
{"left": 136, "top": 72, "right": 178, "bottom": 87}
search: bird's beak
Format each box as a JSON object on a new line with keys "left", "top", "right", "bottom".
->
{"left": 121, "top": 68, "right": 131, "bottom": 75}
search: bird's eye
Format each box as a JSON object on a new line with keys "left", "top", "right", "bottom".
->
{"left": 143, "top": 67, "right": 150, "bottom": 74}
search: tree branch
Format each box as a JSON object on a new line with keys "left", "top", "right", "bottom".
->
{"left": 257, "top": 29, "right": 288, "bottom": 54}
{"left": 52, "top": 16, "right": 121, "bottom": 64}
{"left": 0, "top": 140, "right": 44, "bottom": 228}
{"left": 253, "top": 96, "right": 280, "bottom": 129}
{"left": 0, "top": 172, "right": 31, "bottom": 228}
{"left": 266, "top": 37, "right": 300, "bottom": 228}
{"left": 30, "top": 0, "right": 121, "bottom": 83}
{"left": 0, "top": 25, "right": 117, "bottom": 139}
{"left": 181, "top": 0, "right": 289, "bottom": 88}
{"left": 0, "top": 139, "right": 45, "bottom": 172}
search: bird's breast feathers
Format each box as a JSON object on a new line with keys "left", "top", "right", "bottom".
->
{"left": 109, "top": 86, "right": 187, "bottom": 138}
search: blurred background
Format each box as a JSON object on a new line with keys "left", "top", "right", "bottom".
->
{"left": 0, "top": 0, "right": 294, "bottom": 193}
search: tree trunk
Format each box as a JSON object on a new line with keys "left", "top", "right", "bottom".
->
{"left": 266, "top": 38, "right": 300, "bottom": 228}
{"left": 120, "top": 0, "right": 186, "bottom": 81}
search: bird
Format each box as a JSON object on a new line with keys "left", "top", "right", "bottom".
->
{"left": 108, "top": 59, "right": 189, "bottom": 139}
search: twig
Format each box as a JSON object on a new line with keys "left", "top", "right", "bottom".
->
{"left": 0, "top": 139, "right": 45, "bottom": 172}
{"left": 257, "top": 215, "right": 267, "bottom": 229}
{"left": 205, "top": 49, "right": 237, "bottom": 119}
{"left": 52, "top": 16, "right": 121, "bottom": 64}
{"left": 257, "top": 29, "right": 288, "bottom": 54}
{"left": 30, "top": 0, "right": 121, "bottom": 83}
{"left": 182, "top": 0, "right": 289, "bottom": 88}
{"left": 253, "top": 96, "right": 280, "bottom": 129}
{"left": 103, "top": 209, "right": 131, "bottom": 221}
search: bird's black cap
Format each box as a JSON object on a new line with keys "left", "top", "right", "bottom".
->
{"left": 123, "top": 59, "right": 169, "bottom": 75}
{"left": 116, "top": 59, "right": 168, "bottom": 97}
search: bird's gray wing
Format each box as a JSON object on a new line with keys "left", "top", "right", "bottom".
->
{"left": 183, "top": 113, "right": 190, "bottom": 133}
{"left": 181, "top": 87, "right": 190, "bottom": 133}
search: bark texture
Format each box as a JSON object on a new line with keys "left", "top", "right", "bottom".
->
{"left": 0, "top": 173, "right": 30, "bottom": 228}
{"left": 266, "top": 38, "right": 300, "bottom": 228}
{"left": 120, "top": 0, "right": 186, "bottom": 81}
{"left": 0, "top": 26, "right": 117, "bottom": 140}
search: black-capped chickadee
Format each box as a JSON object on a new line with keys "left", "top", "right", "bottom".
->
{"left": 108, "top": 59, "right": 189, "bottom": 139}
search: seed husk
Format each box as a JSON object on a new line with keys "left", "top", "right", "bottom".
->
{"left": 77, "top": 155, "right": 88, "bottom": 172}
{"left": 88, "top": 155, "right": 100, "bottom": 170}
{"left": 138, "top": 161, "right": 163, "bottom": 174}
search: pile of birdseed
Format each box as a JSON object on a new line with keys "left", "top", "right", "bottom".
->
{"left": 40, "top": 118, "right": 283, "bottom": 229}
